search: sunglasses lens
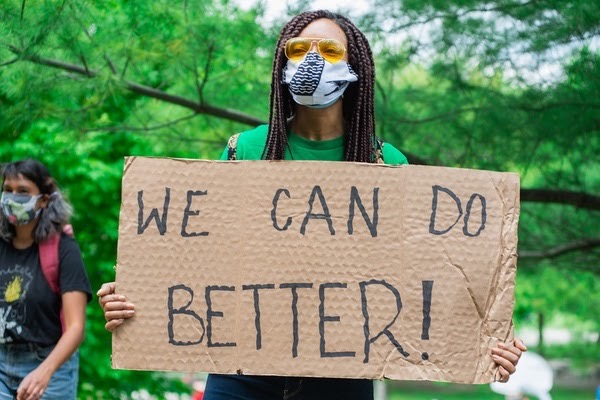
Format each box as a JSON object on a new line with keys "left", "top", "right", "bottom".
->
{"left": 318, "top": 39, "right": 345, "bottom": 63}
{"left": 285, "top": 38, "right": 346, "bottom": 63}
{"left": 285, "top": 38, "right": 312, "bottom": 62}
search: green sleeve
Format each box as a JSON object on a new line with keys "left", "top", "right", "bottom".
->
{"left": 219, "top": 125, "right": 269, "bottom": 161}
{"left": 383, "top": 142, "right": 409, "bottom": 165}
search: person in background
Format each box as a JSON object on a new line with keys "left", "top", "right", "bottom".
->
{"left": 98, "top": 9, "right": 527, "bottom": 400}
{"left": 0, "top": 159, "right": 91, "bottom": 400}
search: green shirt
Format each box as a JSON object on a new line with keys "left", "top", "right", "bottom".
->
{"left": 219, "top": 125, "right": 408, "bottom": 164}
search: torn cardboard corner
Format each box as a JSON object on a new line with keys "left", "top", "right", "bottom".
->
{"left": 113, "top": 157, "right": 520, "bottom": 384}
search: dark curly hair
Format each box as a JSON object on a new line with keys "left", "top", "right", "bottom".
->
{"left": 262, "top": 10, "right": 377, "bottom": 162}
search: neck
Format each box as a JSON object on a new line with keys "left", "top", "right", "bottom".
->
{"left": 12, "top": 222, "right": 36, "bottom": 249}
{"left": 291, "top": 100, "right": 345, "bottom": 141}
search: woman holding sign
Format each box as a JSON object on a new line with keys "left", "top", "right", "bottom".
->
{"left": 98, "top": 10, "right": 526, "bottom": 399}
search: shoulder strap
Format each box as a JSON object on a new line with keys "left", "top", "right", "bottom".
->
{"left": 38, "top": 224, "right": 74, "bottom": 332}
{"left": 39, "top": 234, "right": 61, "bottom": 295}
{"left": 374, "top": 137, "right": 385, "bottom": 164}
{"left": 226, "top": 133, "right": 241, "bottom": 160}
{"left": 39, "top": 224, "right": 75, "bottom": 294}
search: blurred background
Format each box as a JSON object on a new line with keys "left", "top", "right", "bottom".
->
{"left": 0, "top": 0, "right": 598, "bottom": 398}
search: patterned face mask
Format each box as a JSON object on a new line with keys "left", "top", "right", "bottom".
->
{"left": 282, "top": 52, "right": 358, "bottom": 108}
{"left": 0, "top": 192, "right": 43, "bottom": 225}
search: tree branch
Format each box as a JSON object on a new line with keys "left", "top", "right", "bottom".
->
{"left": 195, "top": 40, "right": 214, "bottom": 104}
{"left": 84, "top": 113, "right": 199, "bottom": 133}
{"left": 8, "top": 48, "right": 600, "bottom": 212}
{"left": 80, "top": 53, "right": 90, "bottom": 76}
{"left": 10, "top": 47, "right": 266, "bottom": 127}
{"left": 0, "top": 57, "right": 19, "bottom": 67}
{"left": 10, "top": 45, "right": 95, "bottom": 76}
{"left": 392, "top": 103, "right": 600, "bottom": 125}
{"left": 20, "top": 0, "right": 26, "bottom": 21}
{"left": 103, "top": 54, "right": 118, "bottom": 74}
{"left": 520, "top": 238, "right": 600, "bottom": 260}
{"left": 389, "top": 0, "right": 539, "bottom": 32}
{"left": 122, "top": 80, "right": 266, "bottom": 126}
{"left": 521, "top": 189, "right": 600, "bottom": 211}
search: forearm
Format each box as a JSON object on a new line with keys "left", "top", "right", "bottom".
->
{"left": 38, "top": 291, "right": 88, "bottom": 375}
{"left": 37, "top": 323, "right": 84, "bottom": 374}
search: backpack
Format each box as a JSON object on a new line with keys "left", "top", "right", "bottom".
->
{"left": 225, "top": 133, "right": 386, "bottom": 163}
{"left": 38, "top": 224, "right": 73, "bottom": 332}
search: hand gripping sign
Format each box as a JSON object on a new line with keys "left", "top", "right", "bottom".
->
{"left": 112, "top": 157, "right": 519, "bottom": 384}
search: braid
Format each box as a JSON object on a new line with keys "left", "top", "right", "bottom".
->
{"left": 340, "top": 15, "right": 376, "bottom": 163}
{"left": 263, "top": 13, "right": 315, "bottom": 160}
{"left": 263, "top": 10, "right": 377, "bottom": 162}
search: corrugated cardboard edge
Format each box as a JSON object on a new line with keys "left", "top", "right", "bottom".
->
{"left": 111, "top": 158, "right": 521, "bottom": 383}
{"left": 474, "top": 172, "right": 520, "bottom": 383}
{"left": 112, "top": 156, "right": 136, "bottom": 369}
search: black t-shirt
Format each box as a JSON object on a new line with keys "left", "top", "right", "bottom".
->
{"left": 0, "top": 233, "right": 92, "bottom": 345}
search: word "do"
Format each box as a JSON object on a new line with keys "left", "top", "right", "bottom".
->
{"left": 428, "top": 185, "right": 487, "bottom": 237}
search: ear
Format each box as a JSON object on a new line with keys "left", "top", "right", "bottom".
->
{"left": 38, "top": 194, "right": 50, "bottom": 209}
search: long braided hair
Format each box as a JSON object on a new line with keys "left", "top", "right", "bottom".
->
{"left": 262, "top": 10, "right": 377, "bottom": 162}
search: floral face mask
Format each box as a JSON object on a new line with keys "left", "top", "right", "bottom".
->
{"left": 0, "top": 192, "right": 43, "bottom": 225}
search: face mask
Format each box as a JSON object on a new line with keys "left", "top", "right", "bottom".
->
{"left": 1, "top": 192, "right": 43, "bottom": 225}
{"left": 282, "top": 52, "right": 358, "bottom": 108}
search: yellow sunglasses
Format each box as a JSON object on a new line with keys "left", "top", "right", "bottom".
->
{"left": 284, "top": 37, "right": 347, "bottom": 64}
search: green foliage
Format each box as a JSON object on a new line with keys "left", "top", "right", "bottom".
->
{"left": 535, "top": 340, "right": 600, "bottom": 370}
{"left": 0, "top": 0, "right": 275, "bottom": 396}
{"left": 367, "top": 0, "right": 599, "bottom": 361}
{"left": 515, "top": 265, "right": 600, "bottom": 331}
{"left": 0, "top": 0, "right": 598, "bottom": 396}
{"left": 389, "top": 381, "right": 591, "bottom": 400}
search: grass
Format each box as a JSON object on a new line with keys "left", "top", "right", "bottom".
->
{"left": 387, "top": 381, "right": 592, "bottom": 399}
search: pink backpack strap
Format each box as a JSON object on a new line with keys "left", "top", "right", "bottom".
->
{"left": 38, "top": 225, "right": 74, "bottom": 332}
{"left": 39, "top": 234, "right": 61, "bottom": 294}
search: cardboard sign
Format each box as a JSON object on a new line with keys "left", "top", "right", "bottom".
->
{"left": 112, "top": 157, "right": 520, "bottom": 384}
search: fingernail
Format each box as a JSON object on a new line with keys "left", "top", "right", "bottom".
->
{"left": 118, "top": 295, "right": 126, "bottom": 301}
{"left": 127, "top": 303, "right": 135, "bottom": 309}
{"left": 498, "top": 342, "right": 506, "bottom": 348}
{"left": 126, "top": 310, "right": 135, "bottom": 315}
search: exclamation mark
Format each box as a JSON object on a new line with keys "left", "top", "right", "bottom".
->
{"left": 421, "top": 280, "right": 434, "bottom": 360}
